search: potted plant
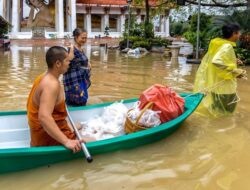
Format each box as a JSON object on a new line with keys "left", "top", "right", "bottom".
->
{"left": 103, "top": 26, "right": 110, "bottom": 38}
{"left": 0, "top": 16, "right": 11, "bottom": 49}
{"left": 0, "top": 16, "right": 11, "bottom": 38}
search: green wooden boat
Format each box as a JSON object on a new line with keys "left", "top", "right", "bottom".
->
{"left": 0, "top": 93, "right": 203, "bottom": 174}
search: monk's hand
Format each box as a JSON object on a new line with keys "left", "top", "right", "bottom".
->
{"left": 64, "top": 139, "right": 82, "bottom": 153}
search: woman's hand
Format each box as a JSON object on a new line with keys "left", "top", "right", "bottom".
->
{"left": 64, "top": 42, "right": 74, "bottom": 61}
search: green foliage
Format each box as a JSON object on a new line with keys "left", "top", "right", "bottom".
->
{"left": 0, "top": 17, "right": 11, "bottom": 38}
{"left": 209, "top": 10, "right": 250, "bottom": 63}
{"left": 144, "top": 22, "right": 154, "bottom": 38}
{"left": 128, "top": 36, "right": 144, "bottom": 42}
{"left": 150, "top": 36, "right": 170, "bottom": 47}
{"left": 104, "top": 26, "right": 110, "bottom": 36}
{"left": 183, "top": 31, "right": 197, "bottom": 47}
{"left": 123, "top": 15, "right": 154, "bottom": 39}
{"left": 188, "top": 13, "right": 212, "bottom": 32}
{"left": 240, "top": 32, "right": 250, "bottom": 50}
{"left": 183, "top": 13, "right": 212, "bottom": 50}
{"left": 129, "top": 23, "right": 145, "bottom": 37}
{"left": 235, "top": 47, "right": 250, "bottom": 65}
{"left": 231, "top": 9, "right": 250, "bottom": 33}
{"left": 132, "top": 40, "right": 151, "bottom": 50}
{"left": 170, "top": 21, "right": 189, "bottom": 36}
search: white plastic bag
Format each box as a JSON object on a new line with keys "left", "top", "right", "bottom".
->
{"left": 138, "top": 109, "right": 161, "bottom": 128}
{"left": 79, "top": 102, "right": 128, "bottom": 140}
{"left": 127, "top": 101, "right": 161, "bottom": 128}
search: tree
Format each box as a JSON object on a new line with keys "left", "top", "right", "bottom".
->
{"left": 164, "top": 0, "right": 249, "bottom": 8}
{"left": 133, "top": 0, "right": 176, "bottom": 38}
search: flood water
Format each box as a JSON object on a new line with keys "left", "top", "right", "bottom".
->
{"left": 0, "top": 41, "right": 250, "bottom": 190}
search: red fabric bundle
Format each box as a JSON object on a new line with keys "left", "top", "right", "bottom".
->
{"left": 139, "top": 84, "right": 185, "bottom": 123}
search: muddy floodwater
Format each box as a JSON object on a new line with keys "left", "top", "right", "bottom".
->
{"left": 0, "top": 40, "right": 250, "bottom": 190}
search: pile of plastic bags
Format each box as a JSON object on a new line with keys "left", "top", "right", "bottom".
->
{"left": 79, "top": 102, "right": 128, "bottom": 140}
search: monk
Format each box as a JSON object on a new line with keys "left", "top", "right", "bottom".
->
{"left": 27, "top": 46, "right": 83, "bottom": 153}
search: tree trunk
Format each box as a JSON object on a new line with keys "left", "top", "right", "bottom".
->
{"left": 144, "top": 0, "right": 152, "bottom": 38}
{"left": 145, "top": 0, "right": 150, "bottom": 25}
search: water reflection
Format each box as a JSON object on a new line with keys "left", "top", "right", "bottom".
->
{"left": 0, "top": 42, "right": 250, "bottom": 190}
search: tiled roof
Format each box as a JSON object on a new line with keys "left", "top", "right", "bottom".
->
{"left": 76, "top": 0, "right": 157, "bottom": 6}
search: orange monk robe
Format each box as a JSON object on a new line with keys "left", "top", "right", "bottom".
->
{"left": 27, "top": 74, "right": 76, "bottom": 146}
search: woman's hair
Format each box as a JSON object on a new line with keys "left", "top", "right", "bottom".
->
{"left": 222, "top": 23, "right": 240, "bottom": 39}
{"left": 73, "top": 28, "right": 87, "bottom": 39}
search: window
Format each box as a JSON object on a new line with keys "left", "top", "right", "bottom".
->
{"left": 91, "top": 14, "right": 102, "bottom": 32}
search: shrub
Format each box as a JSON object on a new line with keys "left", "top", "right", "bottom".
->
{"left": 132, "top": 40, "right": 151, "bottom": 50}
{"left": 150, "top": 37, "right": 170, "bottom": 47}
{"left": 170, "top": 22, "right": 189, "bottom": 36}
{"left": 235, "top": 47, "right": 250, "bottom": 65}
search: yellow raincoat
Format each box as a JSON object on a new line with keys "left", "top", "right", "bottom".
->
{"left": 194, "top": 38, "right": 242, "bottom": 117}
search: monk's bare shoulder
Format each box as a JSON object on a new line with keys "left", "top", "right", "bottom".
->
{"left": 37, "top": 75, "right": 60, "bottom": 98}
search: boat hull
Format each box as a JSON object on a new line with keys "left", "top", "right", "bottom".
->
{"left": 0, "top": 93, "right": 203, "bottom": 174}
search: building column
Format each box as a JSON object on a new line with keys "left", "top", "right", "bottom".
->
{"left": 104, "top": 14, "right": 109, "bottom": 30}
{"left": 55, "top": 0, "right": 64, "bottom": 38}
{"left": 160, "top": 15, "right": 165, "bottom": 33}
{"left": 136, "top": 9, "right": 141, "bottom": 24}
{"left": 66, "top": 0, "right": 76, "bottom": 32}
{"left": 84, "top": 7, "right": 91, "bottom": 37}
{"left": 120, "top": 14, "right": 126, "bottom": 33}
{"left": 153, "top": 16, "right": 157, "bottom": 33}
{"left": 165, "top": 16, "right": 170, "bottom": 37}
{"left": 136, "top": 15, "right": 141, "bottom": 24}
{"left": 11, "top": 0, "right": 20, "bottom": 36}
{"left": 164, "top": 9, "right": 170, "bottom": 37}
{"left": 102, "top": 7, "right": 110, "bottom": 32}
{"left": 120, "top": 8, "right": 126, "bottom": 33}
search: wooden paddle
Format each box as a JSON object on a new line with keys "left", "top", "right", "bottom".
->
{"left": 65, "top": 106, "right": 93, "bottom": 163}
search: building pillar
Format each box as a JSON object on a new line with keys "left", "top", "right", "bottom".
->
{"left": 136, "top": 9, "right": 141, "bottom": 24}
{"left": 160, "top": 15, "right": 165, "bottom": 33}
{"left": 120, "top": 14, "right": 125, "bottom": 33}
{"left": 55, "top": 0, "right": 64, "bottom": 38}
{"left": 84, "top": 7, "right": 91, "bottom": 37}
{"left": 104, "top": 14, "right": 109, "bottom": 30}
{"left": 164, "top": 9, "right": 170, "bottom": 37}
{"left": 11, "top": 0, "right": 20, "bottom": 36}
{"left": 165, "top": 16, "right": 170, "bottom": 37}
{"left": 103, "top": 7, "right": 110, "bottom": 32}
{"left": 66, "top": 0, "right": 76, "bottom": 32}
{"left": 120, "top": 8, "right": 126, "bottom": 33}
{"left": 136, "top": 15, "right": 141, "bottom": 24}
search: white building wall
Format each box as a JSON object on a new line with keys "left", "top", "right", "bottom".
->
{"left": 6, "top": 2, "right": 171, "bottom": 39}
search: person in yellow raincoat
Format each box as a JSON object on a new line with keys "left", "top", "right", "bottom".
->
{"left": 194, "top": 24, "right": 247, "bottom": 117}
